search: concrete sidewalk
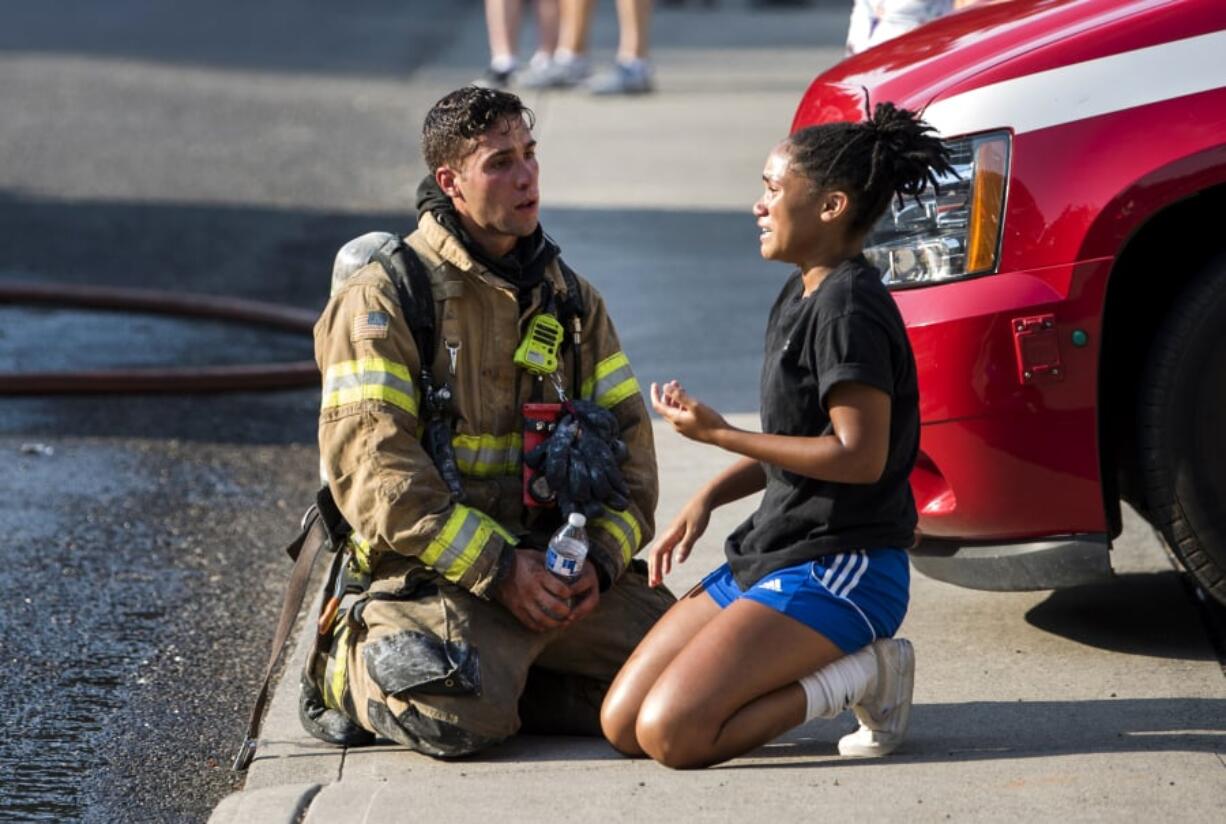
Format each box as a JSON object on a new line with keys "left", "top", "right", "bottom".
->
{"left": 211, "top": 2, "right": 1226, "bottom": 821}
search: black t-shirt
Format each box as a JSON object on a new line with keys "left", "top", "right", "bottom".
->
{"left": 725, "top": 256, "right": 920, "bottom": 589}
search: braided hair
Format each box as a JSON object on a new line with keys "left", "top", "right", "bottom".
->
{"left": 786, "top": 100, "right": 954, "bottom": 233}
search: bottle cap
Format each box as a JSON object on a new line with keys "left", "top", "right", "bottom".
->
{"left": 568, "top": 512, "right": 586, "bottom": 528}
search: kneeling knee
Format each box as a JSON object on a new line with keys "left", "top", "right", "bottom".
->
{"left": 600, "top": 699, "right": 643, "bottom": 756}
{"left": 634, "top": 699, "right": 709, "bottom": 770}
{"left": 367, "top": 700, "right": 502, "bottom": 759}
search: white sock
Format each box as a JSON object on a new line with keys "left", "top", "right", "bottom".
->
{"left": 490, "top": 54, "right": 517, "bottom": 74}
{"left": 798, "top": 644, "right": 878, "bottom": 722}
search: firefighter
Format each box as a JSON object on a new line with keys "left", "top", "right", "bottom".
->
{"left": 303, "top": 87, "right": 674, "bottom": 757}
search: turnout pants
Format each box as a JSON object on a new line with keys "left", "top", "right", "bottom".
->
{"left": 311, "top": 561, "right": 675, "bottom": 757}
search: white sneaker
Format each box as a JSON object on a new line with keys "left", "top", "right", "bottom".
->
{"left": 837, "top": 637, "right": 914, "bottom": 757}
{"left": 519, "top": 55, "right": 592, "bottom": 89}
{"left": 588, "top": 60, "right": 654, "bottom": 95}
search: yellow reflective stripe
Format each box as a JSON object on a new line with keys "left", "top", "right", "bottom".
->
{"left": 420, "top": 507, "right": 470, "bottom": 569}
{"left": 452, "top": 433, "right": 523, "bottom": 477}
{"left": 322, "top": 358, "right": 418, "bottom": 416}
{"left": 592, "top": 507, "right": 643, "bottom": 566}
{"left": 420, "top": 505, "right": 516, "bottom": 583}
{"left": 324, "top": 623, "right": 351, "bottom": 711}
{"left": 581, "top": 352, "right": 640, "bottom": 408}
{"left": 445, "top": 517, "right": 513, "bottom": 585}
{"left": 322, "top": 384, "right": 417, "bottom": 415}
{"left": 349, "top": 533, "right": 373, "bottom": 576}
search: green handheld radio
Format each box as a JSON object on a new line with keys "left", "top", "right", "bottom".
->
{"left": 514, "top": 314, "right": 565, "bottom": 375}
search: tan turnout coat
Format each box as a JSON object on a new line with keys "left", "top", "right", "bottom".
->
{"left": 314, "top": 212, "right": 658, "bottom": 596}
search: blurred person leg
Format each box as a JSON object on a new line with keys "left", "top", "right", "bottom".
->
{"left": 534, "top": 0, "right": 561, "bottom": 55}
{"left": 520, "top": 0, "right": 563, "bottom": 84}
{"left": 478, "top": 0, "right": 524, "bottom": 87}
{"left": 522, "top": 0, "right": 594, "bottom": 87}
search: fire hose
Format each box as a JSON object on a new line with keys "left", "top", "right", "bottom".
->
{"left": 0, "top": 280, "right": 319, "bottom": 394}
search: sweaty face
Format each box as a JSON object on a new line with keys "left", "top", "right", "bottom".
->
{"left": 753, "top": 144, "right": 826, "bottom": 264}
{"left": 445, "top": 117, "right": 540, "bottom": 255}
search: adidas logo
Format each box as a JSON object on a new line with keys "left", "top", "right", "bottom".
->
{"left": 760, "top": 578, "right": 783, "bottom": 593}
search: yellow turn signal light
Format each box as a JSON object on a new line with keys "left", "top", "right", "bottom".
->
{"left": 966, "top": 136, "right": 1010, "bottom": 274}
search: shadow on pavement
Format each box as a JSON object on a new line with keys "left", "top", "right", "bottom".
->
{"left": 1024, "top": 572, "right": 1219, "bottom": 661}
{"left": 726, "top": 696, "right": 1226, "bottom": 767}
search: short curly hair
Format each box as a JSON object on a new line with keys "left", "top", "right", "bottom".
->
{"left": 422, "top": 86, "right": 536, "bottom": 173}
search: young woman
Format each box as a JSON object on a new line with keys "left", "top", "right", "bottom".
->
{"left": 599, "top": 102, "right": 952, "bottom": 769}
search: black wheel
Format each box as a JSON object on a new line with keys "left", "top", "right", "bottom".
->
{"left": 1139, "top": 256, "right": 1226, "bottom": 606}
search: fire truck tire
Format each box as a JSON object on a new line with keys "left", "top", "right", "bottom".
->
{"left": 1138, "top": 256, "right": 1226, "bottom": 607}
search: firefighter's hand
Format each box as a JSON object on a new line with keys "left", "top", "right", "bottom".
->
{"left": 494, "top": 550, "right": 574, "bottom": 632}
{"left": 650, "top": 380, "right": 729, "bottom": 444}
{"left": 562, "top": 563, "right": 600, "bottom": 625}
{"left": 647, "top": 494, "right": 711, "bottom": 587}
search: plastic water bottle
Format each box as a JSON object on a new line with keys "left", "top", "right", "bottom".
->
{"left": 545, "top": 512, "right": 588, "bottom": 583}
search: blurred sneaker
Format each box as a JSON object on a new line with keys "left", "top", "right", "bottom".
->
{"left": 472, "top": 55, "right": 517, "bottom": 89}
{"left": 588, "top": 59, "right": 654, "bottom": 95}
{"left": 520, "top": 54, "right": 592, "bottom": 89}
{"left": 837, "top": 637, "right": 915, "bottom": 757}
{"left": 472, "top": 66, "right": 514, "bottom": 89}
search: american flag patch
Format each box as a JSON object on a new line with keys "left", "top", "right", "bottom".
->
{"left": 351, "top": 311, "right": 390, "bottom": 341}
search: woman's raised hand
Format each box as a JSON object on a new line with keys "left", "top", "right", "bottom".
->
{"left": 649, "top": 380, "right": 729, "bottom": 444}
{"left": 647, "top": 493, "right": 712, "bottom": 587}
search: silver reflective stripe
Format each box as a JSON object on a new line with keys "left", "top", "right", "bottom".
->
{"left": 322, "top": 370, "right": 414, "bottom": 398}
{"left": 432, "top": 509, "right": 482, "bottom": 575}
{"left": 452, "top": 436, "right": 521, "bottom": 476}
{"left": 588, "top": 365, "right": 638, "bottom": 408}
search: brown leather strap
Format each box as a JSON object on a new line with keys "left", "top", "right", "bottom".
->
{"left": 232, "top": 507, "right": 330, "bottom": 771}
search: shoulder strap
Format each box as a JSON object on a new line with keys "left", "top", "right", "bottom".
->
{"left": 555, "top": 258, "right": 586, "bottom": 399}
{"left": 556, "top": 258, "right": 585, "bottom": 322}
{"left": 373, "top": 237, "right": 437, "bottom": 377}
{"left": 233, "top": 487, "right": 341, "bottom": 771}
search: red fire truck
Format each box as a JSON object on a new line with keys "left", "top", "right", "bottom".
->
{"left": 791, "top": 0, "right": 1226, "bottom": 605}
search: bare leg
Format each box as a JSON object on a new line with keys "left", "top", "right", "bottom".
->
{"left": 485, "top": 0, "right": 524, "bottom": 63}
{"left": 600, "top": 587, "right": 722, "bottom": 756}
{"left": 635, "top": 600, "right": 847, "bottom": 769}
{"left": 616, "top": 0, "right": 653, "bottom": 61}
{"left": 534, "top": 0, "right": 560, "bottom": 56}
{"left": 558, "top": 0, "right": 595, "bottom": 56}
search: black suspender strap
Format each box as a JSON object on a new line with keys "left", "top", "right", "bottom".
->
{"left": 556, "top": 259, "right": 586, "bottom": 400}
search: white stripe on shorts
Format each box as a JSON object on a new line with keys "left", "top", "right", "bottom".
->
{"left": 830, "top": 551, "right": 861, "bottom": 595}
{"left": 839, "top": 551, "right": 870, "bottom": 598}
{"left": 813, "top": 551, "right": 877, "bottom": 643}
{"left": 821, "top": 553, "right": 848, "bottom": 588}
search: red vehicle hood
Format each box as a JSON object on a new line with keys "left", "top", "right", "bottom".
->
{"left": 792, "top": 0, "right": 1226, "bottom": 136}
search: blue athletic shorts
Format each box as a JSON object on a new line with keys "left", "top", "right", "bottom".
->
{"left": 699, "top": 549, "right": 910, "bottom": 653}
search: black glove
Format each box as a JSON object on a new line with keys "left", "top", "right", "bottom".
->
{"left": 568, "top": 399, "right": 619, "bottom": 441}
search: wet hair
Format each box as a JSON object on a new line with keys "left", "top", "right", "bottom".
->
{"left": 421, "top": 86, "right": 536, "bottom": 172}
{"left": 786, "top": 100, "right": 954, "bottom": 233}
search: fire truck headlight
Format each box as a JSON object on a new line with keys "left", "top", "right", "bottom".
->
{"left": 864, "top": 132, "right": 1010, "bottom": 288}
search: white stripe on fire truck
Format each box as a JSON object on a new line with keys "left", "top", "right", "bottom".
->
{"left": 924, "top": 29, "right": 1226, "bottom": 139}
